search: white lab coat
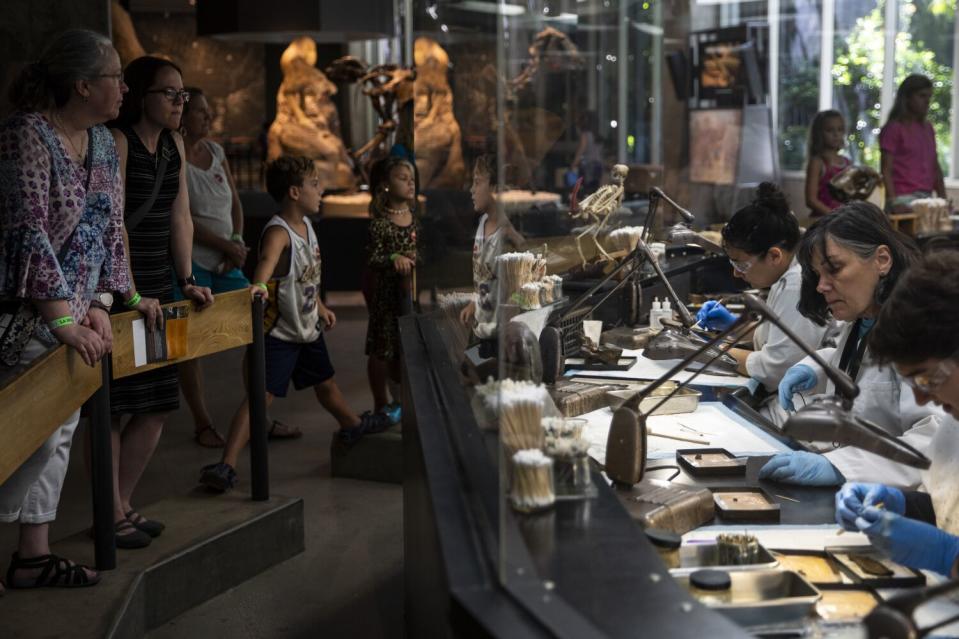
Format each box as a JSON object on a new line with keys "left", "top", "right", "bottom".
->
{"left": 921, "top": 416, "right": 959, "bottom": 535}
{"left": 794, "top": 321, "right": 945, "bottom": 489}
{"left": 746, "top": 257, "right": 834, "bottom": 392}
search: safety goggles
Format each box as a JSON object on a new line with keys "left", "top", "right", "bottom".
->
{"left": 728, "top": 255, "right": 758, "bottom": 274}
{"left": 901, "top": 357, "right": 959, "bottom": 394}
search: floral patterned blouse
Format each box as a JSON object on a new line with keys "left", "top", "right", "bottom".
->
{"left": 0, "top": 112, "right": 129, "bottom": 323}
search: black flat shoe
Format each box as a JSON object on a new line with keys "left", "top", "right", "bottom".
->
{"left": 115, "top": 519, "right": 152, "bottom": 549}
{"left": 125, "top": 509, "right": 165, "bottom": 538}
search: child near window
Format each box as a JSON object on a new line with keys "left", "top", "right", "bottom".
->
{"left": 880, "top": 74, "right": 946, "bottom": 214}
{"left": 804, "top": 109, "right": 850, "bottom": 217}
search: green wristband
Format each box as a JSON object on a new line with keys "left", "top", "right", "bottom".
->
{"left": 254, "top": 282, "right": 268, "bottom": 291}
{"left": 231, "top": 233, "right": 244, "bottom": 242}
{"left": 389, "top": 253, "right": 400, "bottom": 262}
{"left": 48, "top": 315, "right": 74, "bottom": 331}
{"left": 124, "top": 292, "right": 141, "bottom": 308}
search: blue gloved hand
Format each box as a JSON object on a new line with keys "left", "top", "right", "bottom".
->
{"left": 856, "top": 508, "right": 959, "bottom": 576}
{"left": 777, "top": 364, "right": 818, "bottom": 411}
{"left": 835, "top": 483, "right": 906, "bottom": 531}
{"left": 695, "top": 300, "right": 738, "bottom": 331}
{"left": 758, "top": 451, "right": 845, "bottom": 486}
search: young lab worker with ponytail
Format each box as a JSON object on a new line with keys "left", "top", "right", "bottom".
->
{"left": 695, "top": 183, "right": 833, "bottom": 413}
{"left": 834, "top": 252, "right": 959, "bottom": 577}
{"left": 758, "top": 202, "right": 944, "bottom": 489}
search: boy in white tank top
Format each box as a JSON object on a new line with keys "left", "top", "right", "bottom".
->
{"left": 199, "top": 157, "right": 387, "bottom": 492}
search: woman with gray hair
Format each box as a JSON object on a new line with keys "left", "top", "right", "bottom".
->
{"left": 757, "top": 202, "right": 945, "bottom": 489}
{"left": 0, "top": 29, "right": 132, "bottom": 589}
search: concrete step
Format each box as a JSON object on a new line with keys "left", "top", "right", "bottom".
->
{"left": 0, "top": 492, "right": 304, "bottom": 639}
{"left": 330, "top": 427, "right": 402, "bottom": 484}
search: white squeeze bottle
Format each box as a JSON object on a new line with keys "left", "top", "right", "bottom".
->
{"left": 650, "top": 297, "right": 663, "bottom": 330}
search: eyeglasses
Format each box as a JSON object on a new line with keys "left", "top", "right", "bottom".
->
{"left": 146, "top": 88, "right": 191, "bottom": 104}
{"left": 95, "top": 72, "right": 124, "bottom": 84}
{"left": 901, "top": 356, "right": 959, "bottom": 394}
{"left": 728, "top": 255, "right": 758, "bottom": 274}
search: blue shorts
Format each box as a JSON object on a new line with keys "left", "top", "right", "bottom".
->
{"left": 264, "top": 333, "right": 335, "bottom": 398}
{"left": 173, "top": 262, "right": 250, "bottom": 300}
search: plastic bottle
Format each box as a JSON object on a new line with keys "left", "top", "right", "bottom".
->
{"left": 650, "top": 297, "right": 664, "bottom": 330}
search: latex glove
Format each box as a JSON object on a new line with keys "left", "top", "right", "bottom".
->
{"left": 856, "top": 508, "right": 959, "bottom": 576}
{"left": 758, "top": 451, "right": 844, "bottom": 486}
{"left": 777, "top": 364, "right": 818, "bottom": 411}
{"left": 835, "top": 483, "right": 906, "bottom": 532}
{"left": 695, "top": 300, "right": 738, "bottom": 331}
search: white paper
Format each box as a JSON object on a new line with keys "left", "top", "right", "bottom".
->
{"left": 581, "top": 402, "right": 787, "bottom": 465}
{"left": 132, "top": 318, "right": 147, "bottom": 367}
{"left": 565, "top": 348, "right": 751, "bottom": 387}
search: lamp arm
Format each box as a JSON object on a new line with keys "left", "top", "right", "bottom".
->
{"left": 741, "top": 293, "right": 858, "bottom": 404}
{"left": 624, "top": 312, "right": 754, "bottom": 410}
{"left": 636, "top": 238, "right": 695, "bottom": 327}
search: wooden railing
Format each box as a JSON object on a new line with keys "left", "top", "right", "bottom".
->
{"left": 0, "top": 290, "right": 268, "bottom": 569}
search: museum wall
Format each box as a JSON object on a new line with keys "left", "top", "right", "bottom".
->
{"left": 0, "top": 0, "right": 111, "bottom": 117}
{"left": 126, "top": 10, "right": 266, "bottom": 142}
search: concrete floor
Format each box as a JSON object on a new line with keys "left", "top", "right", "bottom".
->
{"left": 0, "top": 296, "right": 404, "bottom": 639}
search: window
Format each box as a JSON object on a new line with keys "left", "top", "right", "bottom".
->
{"left": 895, "top": 0, "right": 954, "bottom": 174}
{"left": 778, "top": 0, "right": 823, "bottom": 170}
{"left": 769, "top": 0, "right": 958, "bottom": 178}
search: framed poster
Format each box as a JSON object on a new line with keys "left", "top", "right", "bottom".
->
{"left": 690, "top": 109, "right": 742, "bottom": 185}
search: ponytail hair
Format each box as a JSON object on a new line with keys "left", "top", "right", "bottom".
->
{"left": 8, "top": 29, "right": 113, "bottom": 111}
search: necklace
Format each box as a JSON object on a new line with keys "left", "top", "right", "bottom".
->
{"left": 385, "top": 205, "right": 410, "bottom": 216}
{"left": 50, "top": 113, "right": 86, "bottom": 163}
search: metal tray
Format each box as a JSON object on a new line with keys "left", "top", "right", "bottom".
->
{"left": 676, "top": 448, "right": 747, "bottom": 477}
{"left": 767, "top": 549, "right": 858, "bottom": 588}
{"left": 669, "top": 540, "right": 779, "bottom": 577}
{"left": 712, "top": 487, "right": 781, "bottom": 523}
{"left": 828, "top": 550, "right": 926, "bottom": 589}
{"left": 674, "top": 569, "right": 821, "bottom": 627}
{"left": 605, "top": 386, "right": 701, "bottom": 415}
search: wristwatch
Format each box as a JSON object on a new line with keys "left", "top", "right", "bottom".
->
{"left": 90, "top": 292, "right": 114, "bottom": 312}
{"left": 177, "top": 274, "right": 197, "bottom": 288}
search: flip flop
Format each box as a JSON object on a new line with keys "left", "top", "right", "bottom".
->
{"left": 268, "top": 419, "right": 303, "bottom": 439}
{"left": 194, "top": 424, "right": 226, "bottom": 448}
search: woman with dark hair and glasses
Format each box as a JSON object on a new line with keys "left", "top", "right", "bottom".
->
{"left": 758, "top": 201, "right": 944, "bottom": 489}
{"left": 696, "top": 183, "right": 833, "bottom": 396}
{"left": 106, "top": 56, "right": 213, "bottom": 549}
{"left": 832, "top": 251, "right": 959, "bottom": 577}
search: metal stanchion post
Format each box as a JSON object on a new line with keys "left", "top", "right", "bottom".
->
{"left": 89, "top": 357, "right": 116, "bottom": 570}
{"left": 248, "top": 295, "right": 269, "bottom": 501}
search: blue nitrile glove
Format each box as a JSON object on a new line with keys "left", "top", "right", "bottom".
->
{"left": 835, "top": 483, "right": 906, "bottom": 531}
{"left": 696, "top": 300, "right": 738, "bottom": 331}
{"left": 777, "top": 364, "right": 818, "bottom": 411}
{"left": 856, "top": 508, "right": 959, "bottom": 576}
{"left": 758, "top": 451, "right": 845, "bottom": 486}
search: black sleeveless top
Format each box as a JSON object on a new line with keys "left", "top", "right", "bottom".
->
{"left": 110, "top": 126, "right": 182, "bottom": 415}
{"left": 120, "top": 125, "right": 181, "bottom": 304}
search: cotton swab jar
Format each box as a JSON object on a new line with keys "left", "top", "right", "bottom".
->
{"left": 510, "top": 449, "right": 555, "bottom": 513}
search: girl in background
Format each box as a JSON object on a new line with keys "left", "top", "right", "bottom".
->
{"left": 880, "top": 74, "right": 946, "bottom": 214}
{"left": 804, "top": 109, "right": 850, "bottom": 218}
{"left": 365, "top": 156, "right": 419, "bottom": 423}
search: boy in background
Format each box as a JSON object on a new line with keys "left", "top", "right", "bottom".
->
{"left": 200, "top": 156, "right": 386, "bottom": 491}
